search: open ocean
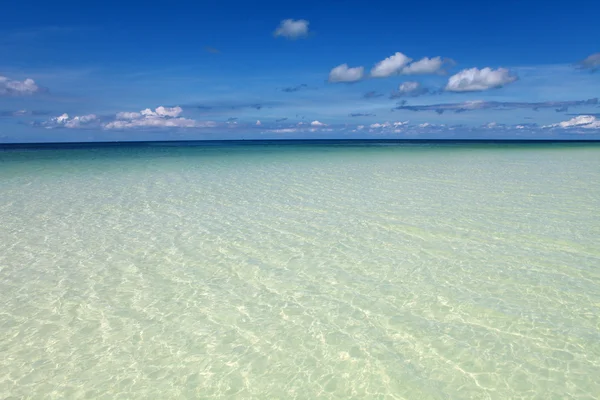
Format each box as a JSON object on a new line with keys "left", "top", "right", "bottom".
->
{"left": 1, "top": 141, "right": 599, "bottom": 399}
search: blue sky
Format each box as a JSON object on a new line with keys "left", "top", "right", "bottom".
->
{"left": 1, "top": 0, "right": 600, "bottom": 142}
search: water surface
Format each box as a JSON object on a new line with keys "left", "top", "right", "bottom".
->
{"left": 1, "top": 142, "right": 599, "bottom": 399}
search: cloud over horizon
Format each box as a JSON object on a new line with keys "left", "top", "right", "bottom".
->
{"left": 544, "top": 115, "right": 600, "bottom": 129}
{"left": 42, "top": 106, "right": 218, "bottom": 130}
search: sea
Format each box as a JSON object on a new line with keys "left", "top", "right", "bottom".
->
{"left": 1, "top": 140, "right": 599, "bottom": 399}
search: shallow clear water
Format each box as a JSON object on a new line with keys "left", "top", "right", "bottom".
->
{"left": 1, "top": 142, "right": 599, "bottom": 399}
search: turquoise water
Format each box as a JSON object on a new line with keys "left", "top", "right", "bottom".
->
{"left": 1, "top": 142, "right": 599, "bottom": 399}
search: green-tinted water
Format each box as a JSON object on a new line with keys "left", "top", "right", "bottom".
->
{"left": 1, "top": 142, "right": 599, "bottom": 399}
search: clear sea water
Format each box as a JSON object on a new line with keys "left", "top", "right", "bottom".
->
{"left": 1, "top": 141, "right": 599, "bottom": 399}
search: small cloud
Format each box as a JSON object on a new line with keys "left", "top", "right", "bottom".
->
{"left": 371, "top": 52, "right": 412, "bottom": 78}
{"left": 363, "top": 91, "right": 383, "bottom": 99}
{"left": 328, "top": 64, "right": 364, "bottom": 83}
{"left": 349, "top": 113, "right": 376, "bottom": 117}
{"left": 576, "top": 53, "right": 600, "bottom": 72}
{"left": 445, "top": 67, "right": 517, "bottom": 92}
{"left": 256, "top": 120, "right": 262, "bottom": 126}
{"left": 42, "top": 106, "right": 217, "bottom": 130}
{"left": 390, "top": 81, "right": 430, "bottom": 98}
{"left": 46, "top": 113, "right": 99, "bottom": 128}
{"left": 311, "top": 120, "right": 326, "bottom": 126}
{"left": 402, "top": 56, "right": 451, "bottom": 75}
{"left": 370, "top": 122, "right": 391, "bottom": 128}
{"left": 204, "top": 46, "right": 220, "bottom": 54}
{"left": 0, "top": 75, "right": 44, "bottom": 96}
{"left": 544, "top": 115, "right": 600, "bottom": 129}
{"left": 274, "top": 19, "right": 310, "bottom": 39}
{"left": 281, "top": 83, "right": 309, "bottom": 93}
{"left": 268, "top": 128, "right": 298, "bottom": 133}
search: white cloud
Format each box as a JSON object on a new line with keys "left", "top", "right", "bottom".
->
{"left": 311, "top": 120, "right": 326, "bottom": 126}
{"left": 371, "top": 52, "right": 412, "bottom": 78}
{"left": 370, "top": 122, "right": 391, "bottom": 128}
{"left": 328, "top": 64, "right": 364, "bottom": 83}
{"left": 0, "top": 76, "right": 41, "bottom": 95}
{"left": 45, "top": 106, "right": 216, "bottom": 130}
{"left": 256, "top": 120, "right": 261, "bottom": 126}
{"left": 47, "top": 113, "right": 98, "bottom": 128}
{"left": 445, "top": 67, "right": 517, "bottom": 92}
{"left": 402, "top": 56, "right": 445, "bottom": 75}
{"left": 391, "top": 81, "right": 430, "bottom": 98}
{"left": 544, "top": 115, "right": 600, "bottom": 129}
{"left": 274, "top": 19, "right": 310, "bottom": 39}
{"left": 104, "top": 106, "right": 207, "bottom": 129}
{"left": 398, "top": 81, "right": 421, "bottom": 93}
{"left": 154, "top": 106, "right": 183, "bottom": 117}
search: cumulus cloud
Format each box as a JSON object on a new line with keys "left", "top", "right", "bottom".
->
{"left": 104, "top": 106, "right": 212, "bottom": 129}
{"left": 328, "top": 64, "right": 365, "bottom": 83}
{"left": 445, "top": 67, "right": 517, "bottom": 92}
{"left": 390, "top": 81, "right": 430, "bottom": 98}
{"left": 544, "top": 115, "right": 600, "bottom": 129}
{"left": 311, "top": 120, "right": 326, "bottom": 126}
{"left": 402, "top": 56, "right": 449, "bottom": 75}
{"left": 576, "top": 53, "right": 600, "bottom": 72}
{"left": 0, "top": 76, "right": 43, "bottom": 95}
{"left": 42, "top": 106, "right": 217, "bottom": 130}
{"left": 371, "top": 52, "right": 412, "bottom": 78}
{"left": 274, "top": 19, "right": 310, "bottom": 39}
{"left": 256, "top": 120, "right": 262, "bottom": 126}
{"left": 393, "top": 98, "right": 598, "bottom": 114}
{"left": 46, "top": 113, "right": 99, "bottom": 128}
